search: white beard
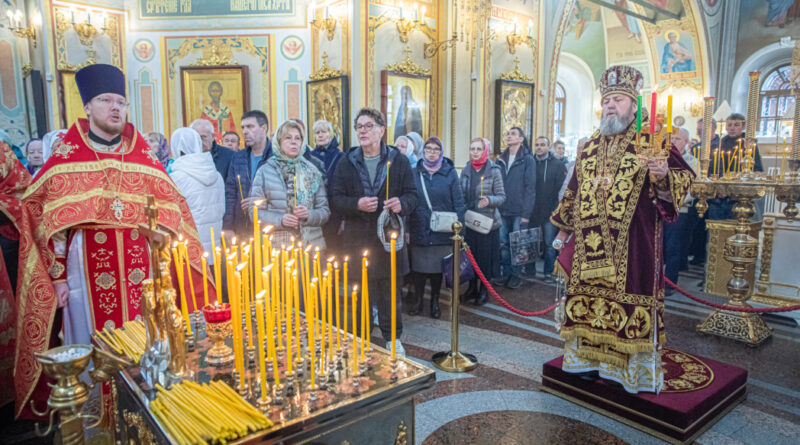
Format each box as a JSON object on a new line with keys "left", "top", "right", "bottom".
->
{"left": 599, "top": 111, "right": 634, "bottom": 136}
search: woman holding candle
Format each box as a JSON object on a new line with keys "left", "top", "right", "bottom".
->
{"left": 249, "top": 120, "right": 330, "bottom": 250}
{"left": 408, "top": 137, "right": 466, "bottom": 318}
{"left": 459, "top": 138, "right": 505, "bottom": 305}
{"left": 330, "top": 108, "right": 418, "bottom": 355}
{"left": 168, "top": 127, "right": 225, "bottom": 260}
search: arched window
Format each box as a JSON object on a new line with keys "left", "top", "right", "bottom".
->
{"left": 757, "top": 65, "right": 794, "bottom": 138}
{"left": 554, "top": 82, "right": 566, "bottom": 137}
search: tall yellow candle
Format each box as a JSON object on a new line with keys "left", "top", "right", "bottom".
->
{"left": 480, "top": 176, "right": 484, "bottom": 198}
{"left": 385, "top": 161, "right": 391, "bottom": 201}
{"left": 326, "top": 270, "right": 333, "bottom": 362}
{"left": 320, "top": 271, "right": 328, "bottom": 365}
{"left": 361, "top": 253, "right": 368, "bottom": 359}
{"left": 334, "top": 262, "right": 341, "bottom": 350}
{"left": 255, "top": 292, "right": 268, "bottom": 400}
{"left": 309, "top": 280, "right": 317, "bottom": 388}
{"left": 201, "top": 252, "right": 210, "bottom": 307}
{"left": 666, "top": 95, "right": 673, "bottom": 133}
{"left": 351, "top": 285, "right": 359, "bottom": 374}
{"left": 220, "top": 229, "right": 227, "bottom": 255}
{"left": 253, "top": 200, "right": 264, "bottom": 294}
{"left": 171, "top": 245, "right": 191, "bottom": 335}
{"left": 285, "top": 264, "right": 293, "bottom": 374}
{"left": 262, "top": 266, "right": 279, "bottom": 386}
{"left": 233, "top": 265, "right": 246, "bottom": 382}
{"left": 241, "top": 260, "right": 253, "bottom": 349}
{"left": 213, "top": 248, "right": 222, "bottom": 303}
{"left": 292, "top": 269, "right": 301, "bottom": 362}
{"left": 390, "top": 233, "right": 397, "bottom": 358}
{"left": 363, "top": 256, "right": 371, "bottom": 351}
{"left": 179, "top": 242, "right": 197, "bottom": 314}
{"left": 343, "top": 257, "right": 349, "bottom": 338}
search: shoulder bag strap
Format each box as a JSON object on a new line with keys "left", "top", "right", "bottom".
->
{"left": 419, "top": 171, "right": 433, "bottom": 211}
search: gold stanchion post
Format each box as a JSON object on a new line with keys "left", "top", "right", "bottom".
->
{"left": 432, "top": 222, "right": 478, "bottom": 372}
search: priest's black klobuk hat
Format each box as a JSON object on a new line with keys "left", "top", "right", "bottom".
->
{"left": 75, "top": 64, "right": 126, "bottom": 105}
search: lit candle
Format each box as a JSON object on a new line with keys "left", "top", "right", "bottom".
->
{"left": 310, "top": 279, "right": 318, "bottom": 389}
{"left": 713, "top": 149, "right": 718, "bottom": 177}
{"left": 171, "top": 244, "right": 191, "bottom": 334}
{"left": 666, "top": 95, "right": 673, "bottom": 133}
{"left": 334, "top": 261, "right": 341, "bottom": 350}
{"left": 253, "top": 200, "right": 263, "bottom": 294}
{"left": 237, "top": 174, "right": 244, "bottom": 201}
{"left": 385, "top": 162, "right": 391, "bottom": 201}
{"left": 179, "top": 242, "right": 197, "bottom": 314}
{"left": 220, "top": 230, "right": 228, "bottom": 255}
{"left": 343, "top": 256, "right": 349, "bottom": 337}
{"left": 233, "top": 264, "right": 246, "bottom": 382}
{"left": 480, "top": 176, "right": 484, "bottom": 199}
{"left": 636, "top": 95, "right": 643, "bottom": 132}
{"left": 255, "top": 291, "right": 268, "bottom": 400}
{"left": 326, "top": 259, "right": 334, "bottom": 360}
{"left": 390, "top": 232, "right": 397, "bottom": 358}
{"left": 362, "top": 251, "right": 370, "bottom": 351}
{"left": 781, "top": 147, "right": 789, "bottom": 182}
{"left": 241, "top": 260, "right": 253, "bottom": 349}
{"left": 292, "top": 268, "right": 301, "bottom": 362}
{"left": 201, "top": 252, "right": 210, "bottom": 307}
{"left": 650, "top": 92, "right": 657, "bottom": 134}
{"left": 263, "top": 265, "right": 279, "bottom": 386}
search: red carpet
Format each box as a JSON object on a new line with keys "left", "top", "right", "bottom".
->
{"left": 541, "top": 348, "right": 747, "bottom": 444}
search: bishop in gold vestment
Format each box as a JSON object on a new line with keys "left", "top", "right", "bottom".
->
{"left": 550, "top": 65, "right": 694, "bottom": 393}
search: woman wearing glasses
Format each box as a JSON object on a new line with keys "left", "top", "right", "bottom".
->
{"left": 460, "top": 138, "right": 505, "bottom": 305}
{"left": 408, "top": 137, "right": 465, "bottom": 318}
{"left": 329, "top": 108, "right": 418, "bottom": 355}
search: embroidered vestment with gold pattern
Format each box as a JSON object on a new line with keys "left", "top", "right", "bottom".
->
{"left": 550, "top": 121, "right": 693, "bottom": 392}
{"left": 13, "top": 118, "right": 215, "bottom": 418}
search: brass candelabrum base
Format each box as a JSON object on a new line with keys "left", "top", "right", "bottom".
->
{"left": 692, "top": 180, "right": 773, "bottom": 346}
{"left": 205, "top": 320, "right": 234, "bottom": 366}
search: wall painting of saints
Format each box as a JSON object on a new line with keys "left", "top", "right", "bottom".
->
{"left": 307, "top": 75, "right": 349, "bottom": 150}
{"left": 654, "top": 30, "right": 697, "bottom": 80}
{"left": 381, "top": 71, "right": 432, "bottom": 144}
{"left": 180, "top": 66, "right": 249, "bottom": 144}
{"left": 495, "top": 79, "right": 535, "bottom": 155}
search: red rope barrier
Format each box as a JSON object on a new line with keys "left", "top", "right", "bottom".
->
{"left": 665, "top": 278, "right": 800, "bottom": 313}
{"left": 463, "top": 246, "right": 559, "bottom": 317}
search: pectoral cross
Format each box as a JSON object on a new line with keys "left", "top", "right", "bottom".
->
{"left": 111, "top": 198, "right": 125, "bottom": 221}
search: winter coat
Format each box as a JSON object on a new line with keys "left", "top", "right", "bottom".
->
{"left": 496, "top": 147, "right": 536, "bottom": 219}
{"left": 459, "top": 159, "right": 506, "bottom": 231}
{"left": 223, "top": 139, "right": 274, "bottom": 237}
{"left": 330, "top": 143, "right": 418, "bottom": 279}
{"left": 210, "top": 142, "right": 235, "bottom": 186}
{"left": 410, "top": 158, "right": 466, "bottom": 246}
{"left": 249, "top": 157, "right": 330, "bottom": 249}
{"left": 170, "top": 152, "right": 225, "bottom": 259}
{"left": 530, "top": 153, "right": 567, "bottom": 227}
{"left": 311, "top": 138, "right": 346, "bottom": 230}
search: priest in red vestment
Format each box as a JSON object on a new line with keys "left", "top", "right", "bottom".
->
{"left": 13, "top": 64, "right": 216, "bottom": 418}
{"left": 0, "top": 140, "right": 31, "bottom": 407}
{"left": 551, "top": 65, "right": 694, "bottom": 393}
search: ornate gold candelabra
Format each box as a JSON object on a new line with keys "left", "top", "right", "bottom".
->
{"left": 691, "top": 78, "right": 800, "bottom": 346}
{"left": 311, "top": 10, "right": 338, "bottom": 41}
{"left": 504, "top": 20, "right": 535, "bottom": 55}
{"left": 31, "top": 345, "right": 132, "bottom": 445}
{"left": 6, "top": 10, "right": 38, "bottom": 47}
{"left": 394, "top": 3, "right": 425, "bottom": 43}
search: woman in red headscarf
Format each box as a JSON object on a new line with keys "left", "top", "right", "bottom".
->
{"left": 459, "top": 138, "right": 506, "bottom": 305}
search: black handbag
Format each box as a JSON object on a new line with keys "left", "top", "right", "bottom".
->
{"left": 442, "top": 250, "right": 475, "bottom": 289}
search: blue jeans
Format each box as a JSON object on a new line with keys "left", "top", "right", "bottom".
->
{"left": 542, "top": 221, "right": 559, "bottom": 277}
{"left": 499, "top": 216, "right": 522, "bottom": 280}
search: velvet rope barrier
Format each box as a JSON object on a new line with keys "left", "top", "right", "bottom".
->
{"left": 665, "top": 278, "right": 800, "bottom": 313}
{"left": 463, "top": 246, "right": 559, "bottom": 317}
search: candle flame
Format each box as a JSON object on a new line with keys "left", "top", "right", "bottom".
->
{"left": 255, "top": 290, "right": 266, "bottom": 300}
{"left": 172, "top": 241, "right": 179, "bottom": 248}
{"left": 178, "top": 234, "right": 184, "bottom": 241}
{"left": 236, "top": 262, "right": 248, "bottom": 272}
{"left": 215, "top": 247, "right": 221, "bottom": 253}
{"left": 263, "top": 225, "right": 273, "bottom": 234}
{"left": 254, "top": 199, "right": 265, "bottom": 207}
{"left": 203, "top": 251, "right": 209, "bottom": 258}
{"left": 391, "top": 232, "right": 398, "bottom": 240}
{"left": 328, "top": 256, "right": 335, "bottom": 262}
{"left": 305, "top": 245, "right": 313, "bottom": 252}
{"left": 231, "top": 236, "right": 237, "bottom": 245}
{"left": 227, "top": 252, "right": 237, "bottom": 261}
{"left": 344, "top": 256, "right": 349, "bottom": 261}
{"left": 334, "top": 261, "right": 339, "bottom": 268}
{"left": 353, "top": 285, "right": 358, "bottom": 291}
{"left": 263, "top": 264, "right": 273, "bottom": 272}
{"left": 363, "top": 250, "right": 369, "bottom": 257}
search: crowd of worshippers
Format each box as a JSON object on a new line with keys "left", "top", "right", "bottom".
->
{"left": 1, "top": 103, "right": 762, "bottom": 348}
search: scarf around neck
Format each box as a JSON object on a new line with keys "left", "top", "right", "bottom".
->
{"left": 275, "top": 142, "right": 323, "bottom": 208}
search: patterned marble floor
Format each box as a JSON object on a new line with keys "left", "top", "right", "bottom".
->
{"left": 390, "top": 264, "right": 800, "bottom": 445}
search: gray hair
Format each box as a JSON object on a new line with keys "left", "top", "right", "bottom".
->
{"left": 678, "top": 127, "right": 690, "bottom": 139}
{"left": 190, "top": 118, "right": 214, "bottom": 133}
{"left": 312, "top": 120, "right": 333, "bottom": 133}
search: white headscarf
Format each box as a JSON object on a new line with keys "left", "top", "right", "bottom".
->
{"left": 170, "top": 127, "right": 203, "bottom": 159}
{"left": 41, "top": 129, "right": 67, "bottom": 165}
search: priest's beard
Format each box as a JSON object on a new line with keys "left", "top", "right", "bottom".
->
{"left": 599, "top": 109, "right": 635, "bottom": 136}
{"left": 91, "top": 117, "right": 125, "bottom": 139}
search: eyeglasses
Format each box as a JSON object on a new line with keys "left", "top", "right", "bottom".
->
{"left": 424, "top": 147, "right": 441, "bottom": 153}
{"left": 95, "top": 97, "right": 129, "bottom": 108}
{"left": 355, "top": 123, "right": 378, "bottom": 132}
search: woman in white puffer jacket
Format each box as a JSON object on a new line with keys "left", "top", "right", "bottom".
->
{"left": 169, "top": 127, "right": 225, "bottom": 262}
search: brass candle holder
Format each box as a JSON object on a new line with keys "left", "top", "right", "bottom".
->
{"left": 203, "top": 303, "right": 234, "bottom": 366}
{"left": 31, "top": 344, "right": 132, "bottom": 445}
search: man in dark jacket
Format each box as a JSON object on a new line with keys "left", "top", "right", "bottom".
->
{"left": 192, "top": 118, "right": 235, "bottom": 184}
{"left": 495, "top": 126, "right": 536, "bottom": 289}
{"left": 330, "top": 108, "right": 418, "bottom": 355}
{"left": 223, "top": 110, "right": 273, "bottom": 239}
{"left": 687, "top": 117, "right": 720, "bottom": 266}
{"left": 530, "top": 136, "right": 567, "bottom": 282}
